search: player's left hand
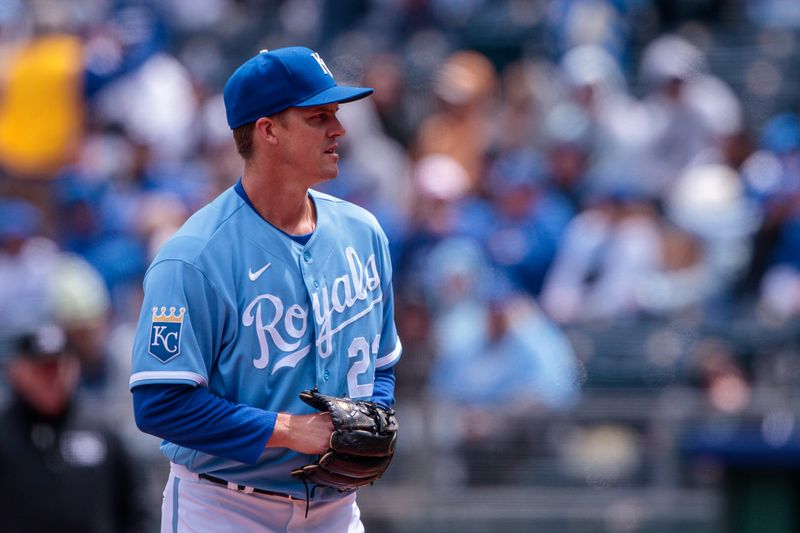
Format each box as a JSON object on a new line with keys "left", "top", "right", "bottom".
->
{"left": 290, "top": 389, "right": 398, "bottom": 491}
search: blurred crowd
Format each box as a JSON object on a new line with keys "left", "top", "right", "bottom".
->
{"left": 2, "top": 0, "right": 800, "bottom": 510}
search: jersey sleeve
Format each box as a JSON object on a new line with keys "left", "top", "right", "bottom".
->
{"left": 132, "top": 384, "right": 275, "bottom": 465}
{"left": 375, "top": 228, "right": 402, "bottom": 370}
{"left": 370, "top": 366, "right": 396, "bottom": 408}
{"left": 130, "top": 259, "right": 227, "bottom": 389}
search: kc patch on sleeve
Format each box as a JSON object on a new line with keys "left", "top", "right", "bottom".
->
{"left": 148, "top": 306, "right": 186, "bottom": 363}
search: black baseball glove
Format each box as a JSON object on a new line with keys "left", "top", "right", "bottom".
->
{"left": 290, "top": 389, "right": 398, "bottom": 492}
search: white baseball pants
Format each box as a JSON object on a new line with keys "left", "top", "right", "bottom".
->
{"left": 162, "top": 463, "right": 365, "bottom": 533}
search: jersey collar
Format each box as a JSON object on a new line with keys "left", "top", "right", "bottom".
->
{"left": 234, "top": 177, "right": 315, "bottom": 245}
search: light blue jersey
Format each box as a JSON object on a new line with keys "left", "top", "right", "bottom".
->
{"left": 130, "top": 186, "right": 401, "bottom": 498}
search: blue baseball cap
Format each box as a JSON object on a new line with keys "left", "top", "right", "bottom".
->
{"left": 223, "top": 46, "right": 374, "bottom": 129}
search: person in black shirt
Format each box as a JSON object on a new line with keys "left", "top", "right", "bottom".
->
{"left": 0, "top": 324, "right": 150, "bottom": 533}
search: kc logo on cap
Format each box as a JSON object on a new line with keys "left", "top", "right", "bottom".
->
{"left": 223, "top": 46, "right": 374, "bottom": 129}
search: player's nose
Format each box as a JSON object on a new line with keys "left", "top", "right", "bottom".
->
{"left": 329, "top": 116, "right": 345, "bottom": 138}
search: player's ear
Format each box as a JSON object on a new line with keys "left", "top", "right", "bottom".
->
{"left": 254, "top": 116, "right": 280, "bottom": 145}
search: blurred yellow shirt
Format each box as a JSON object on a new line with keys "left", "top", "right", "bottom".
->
{"left": 0, "top": 33, "right": 83, "bottom": 178}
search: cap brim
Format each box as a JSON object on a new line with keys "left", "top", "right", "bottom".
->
{"left": 295, "top": 85, "right": 374, "bottom": 108}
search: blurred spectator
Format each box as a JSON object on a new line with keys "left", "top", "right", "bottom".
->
{"left": 540, "top": 191, "right": 657, "bottom": 323}
{"left": 0, "top": 323, "right": 150, "bottom": 533}
{"left": 556, "top": 44, "right": 651, "bottom": 202}
{"left": 664, "top": 163, "right": 761, "bottom": 313}
{"left": 739, "top": 112, "right": 800, "bottom": 308}
{"left": 543, "top": 162, "right": 756, "bottom": 323}
{"left": 413, "top": 49, "right": 498, "bottom": 191}
{"left": 638, "top": 34, "right": 743, "bottom": 197}
{"left": 0, "top": 199, "right": 60, "bottom": 334}
{"left": 392, "top": 293, "right": 436, "bottom": 399}
{"left": 94, "top": 50, "right": 198, "bottom": 162}
{"left": 395, "top": 154, "right": 471, "bottom": 292}
{"left": 431, "top": 289, "right": 581, "bottom": 410}
{"left": 55, "top": 176, "right": 148, "bottom": 300}
{"left": 48, "top": 252, "right": 116, "bottom": 393}
{"left": 0, "top": 197, "right": 126, "bottom": 395}
{"left": 360, "top": 52, "right": 416, "bottom": 149}
{"left": 547, "top": 0, "right": 630, "bottom": 59}
{"left": 423, "top": 237, "right": 580, "bottom": 485}
{"left": 424, "top": 237, "right": 580, "bottom": 411}
{"left": 688, "top": 337, "right": 752, "bottom": 414}
{"left": 546, "top": 161, "right": 756, "bottom": 322}
{"left": 494, "top": 58, "right": 557, "bottom": 154}
{"left": 461, "top": 148, "right": 575, "bottom": 295}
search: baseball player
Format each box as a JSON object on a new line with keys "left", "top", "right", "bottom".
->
{"left": 130, "top": 47, "right": 402, "bottom": 532}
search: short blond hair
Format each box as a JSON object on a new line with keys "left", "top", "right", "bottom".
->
{"left": 232, "top": 111, "right": 290, "bottom": 159}
{"left": 232, "top": 122, "right": 256, "bottom": 159}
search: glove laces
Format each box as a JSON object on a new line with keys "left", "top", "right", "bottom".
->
{"left": 301, "top": 479, "right": 318, "bottom": 518}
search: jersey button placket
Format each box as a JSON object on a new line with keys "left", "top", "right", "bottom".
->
{"left": 303, "top": 251, "right": 326, "bottom": 387}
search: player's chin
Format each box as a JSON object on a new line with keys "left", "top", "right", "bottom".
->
{"left": 321, "top": 163, "right": 340, "bottom": 180}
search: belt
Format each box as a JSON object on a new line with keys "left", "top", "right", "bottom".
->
{"left": 198, "top": 473, "right": 301, "bottom": 501}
